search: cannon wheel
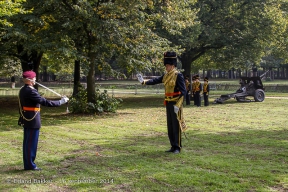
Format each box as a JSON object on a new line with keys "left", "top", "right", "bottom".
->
{"left": 254, "top": 89, "right": 265, "bottom": 102}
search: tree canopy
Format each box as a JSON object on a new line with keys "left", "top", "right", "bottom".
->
{"left": 157, "top": 0, "right": 288, "bottom": 76}
{"left": 1, "top": 0, "right": 288, "bottom": 103}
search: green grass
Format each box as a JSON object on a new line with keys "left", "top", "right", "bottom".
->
{"left": 0, "top": 93, "right": 288, "bottom": 192}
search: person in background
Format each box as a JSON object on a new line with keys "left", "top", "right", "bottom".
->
{"left": 194, "top": 75, "right": 202, "bottom": 107}
{"left": 185, "top": 76, "right": 191, "bottom": 106}
{"left": 11, "top": 76, "right": 16, "bottom": 88}
{"left": 138, "top": 51, "right": 186, "bottom": 154}
{"left": 18, "top": 70, "right": 69, "bottom": 171}
{"left": 203, "top": 77, "right": 210, "bottom": 106}
{"left": 191, "top": 75, "right": 196, "bottom": 105}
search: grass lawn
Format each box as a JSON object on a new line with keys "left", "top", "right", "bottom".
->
{"left": 0, "top": 93, "right": 287, "bottom": 192}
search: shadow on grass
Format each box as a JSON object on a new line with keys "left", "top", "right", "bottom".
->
{"left": 211, "top": 97, "right": 261, "bottom": 105}
{"left": 0, "top": 96, "right": 165, "bottom": 132}
{"left": 118, "top": 96, "right": 164, "bottom": 109}
{"left": 1, "top": 128, "right": 287, "bottom": 191}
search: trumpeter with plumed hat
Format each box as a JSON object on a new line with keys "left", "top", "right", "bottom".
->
{"left": 139, "top": 51, "right": 187, "bottom": 154}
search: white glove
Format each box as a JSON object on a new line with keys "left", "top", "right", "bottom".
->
{"left": 136, "top": 73, "right": 144, "bottom": 84}
{"left": 59, "top": 96, "right": 69, "bottom": 105}
{"left": 174, "top": 105, "right": 179, "bottom": 114}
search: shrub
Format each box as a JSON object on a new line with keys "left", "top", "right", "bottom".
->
{"left": 68, "top": 87, "right": 122, "bottom": 114}
{"left": 265, "top": 77, "right": 272, "bottom": 81}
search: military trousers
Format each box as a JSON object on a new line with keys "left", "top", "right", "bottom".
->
{"left": 23, "top": 127, "right": 40, "bottom": 170}
{"left": 166, "top": 102, "right": 182, "bottom": 151}
{"left": 194, "top": 91, "right": 201, "bottom": 107}
{"left": 185, "top": 92, "right": 190, "bottom": 105}
{"left": 203, "top": 93, "right": 209, "bottom": 106}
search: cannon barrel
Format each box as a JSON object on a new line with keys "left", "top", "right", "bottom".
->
{"left": 260, "top": 70, "right": 270, "bottom": 79}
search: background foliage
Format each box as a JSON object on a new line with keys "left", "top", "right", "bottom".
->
{"left": 1, "top": 0, "right": 288, "bottom": 108}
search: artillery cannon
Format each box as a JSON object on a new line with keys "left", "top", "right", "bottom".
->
{"left": 214, "top": 70, "right": 269, "bottom": 104}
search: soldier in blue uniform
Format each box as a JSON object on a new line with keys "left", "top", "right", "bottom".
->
{"left": 138, "top": 52, "right": 186, "bottom": 154}
{"left": 18, "top": 71, "right": 69, "bottom": 170}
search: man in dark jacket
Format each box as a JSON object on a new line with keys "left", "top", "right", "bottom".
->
{"left": 18, "top": 71, "right": 69, "bottom": 170}
{"left": 138, "top": 52, "right": 186, "bottom": 154}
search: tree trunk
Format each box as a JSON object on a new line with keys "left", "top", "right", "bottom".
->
{"left": 87, "top": 54, "right": 96, "bottom": 103}
{"left": 73, "top": 60, "right": 81, "bottom": 96}
{"left": 286, "top": 66, "right": 288, "bottom": 79}
{"left": 207, "top": 70, "right": 212, "bottom": 78}
{"left": 18, "top": 45, "right": 43, "bottom": 90}
{"left": 180, "top": 52, "right": 192, "bottom": 78}
{"left": 43, "top": 66, "right": 48, "bottom": 82}
{"left": 228, "top": 70, "right": 232, "bottom": 79}
{"left": 277, "top": 67, "right": 280, "bottom": 79}
{"left": 252, "top": 66, "right": 257, "bottom": 77}
{"left": 31, "top": 51, "right": 43, "bottom": 90}
{"left": 219, "top": 70, "right": 222, "bottom": 78}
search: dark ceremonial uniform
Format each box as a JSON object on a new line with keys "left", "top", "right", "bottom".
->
{"left": 19, "top": 84, "right": 61, "bottom": 170}
{"left": 203, "top": 77, "right": 210, "bottom": 106}
{"left": 144, "top": 70, "right": 186, "bottom": 152}
{"left": 185, "top": 78, "right": 191, "bottom": 105}
{"left": 191, "top": 76, "right": 196, "bottom": 105}
{"left": 194, "top": 77, "right": 202, "bottom": 107}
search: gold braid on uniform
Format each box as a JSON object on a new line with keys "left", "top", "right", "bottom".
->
{"left": 163, "top": 68, "right": 179, "bottom": 102}
{"left": 203, "top": 83, "right": 208, "bottom": 93}
{"left": 192, "top": 82, "right": 196, "bottom": 93}
{"left": 162, "top": 68, "right": 187, "bottom": 132}
{"left": 177, "top": 104, "right": 188, "bottom": 132}
{"left": 185, "top": 81, "right": 190, "bottom": 90}
{"left": 195, "top": 81, "right": 201, "bottom": 91}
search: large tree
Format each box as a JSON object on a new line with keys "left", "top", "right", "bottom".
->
{"left": 155, "top": 0, "right": 288, "bottom": 77}
{"left": 0, "top": 0, "right": 25, "bottom": 26}
{"left": 0, "top": 0, "right": 76, "bottom": 90}
{"left": 0, "top": 0, "right": 25, "bottom": 67}
{"left": 48, "top": 0, "right": 198, "bottom": 102}
{"left": 2, "top": 0, "right": 288, "bottom": 99}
